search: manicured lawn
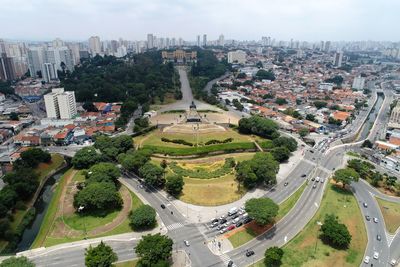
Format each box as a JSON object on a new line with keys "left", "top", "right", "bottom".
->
{"left": 228, "top": 182, "right": 307, "bottom": 248}
{"left": 114, "top": 259, "right": 139, "bottom": 267}
{"left": 180, "top": 174, "right": 245, "bottom": 206}
{"left": 31, "top": 170, "right": 144, "bottom": 248}
{"left": 36, "top": 154, "right": 65, "bottom": 181}
{"left": 31, "top": 168, "right": 74, "bottom": 248}
{"left": 375, "top": 197, "right": 400, "bottom": 233}
{"left": 251, "top": 183, "right": 367, "bottom": 267}
{"left": 276, "top": 183, "right": 307, "bottom": 221}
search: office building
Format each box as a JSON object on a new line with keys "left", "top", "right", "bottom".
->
{"left": 52, "top": 38, "right": 64, "bottom": 48}
{"left": 218, "top": 34, "right": 225, "bottom": 47}
{"left": 27, "top": 47, "right": 45, "bottom": 78}
{"left": 88, "top": 36, "right": 101, "bottom": 55}
{"left": 197, "top": 35, "right": 200, "bottom": 47}
{"left": 147, "top": 34, "right": 154, "bottom": 50}
{"left": 227, "top": 50, "right": 246, "bottom": 64}
{"left": 352, "top": 76, "right": 366, "bottom": 90}
{"left": 45, "top": 47, "right": 74, "bottom": 72}
{"left": 44, "top": 88, "right": 76, "bottom": 119}
{"left": 0, "top": 53, "right": 16, "bottom": 81}
{"left": 333, "top": 51, "right": 343, "bottom": 67}
{"left": 325, "top": 41, "right": 331, "bottom": 52}
{"left": 203, "top": 34, "right": 207, "bottom": 47}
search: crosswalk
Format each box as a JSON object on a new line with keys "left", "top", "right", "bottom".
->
{"left": 386, "top": 232, "right": 395, "bottom": 246}
{"left": 220, "top": 254, "right": 235, "bottom": 266}
{"left": 166, "top": 222, "right": 184, "bottom": 231}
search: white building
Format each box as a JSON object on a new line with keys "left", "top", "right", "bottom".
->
{"left": 44, "top": 88, "right": 77, "bottom": 119}
{"left": 115, "top": 46, "right": 127, "bottom": 58}
{"left": 352, "top": 76, "right": 366, "bottom": 90}
{"left": 27, "top": 47, "right": 45, "bottom": 78}
{"left": 227, "top": 50, "right": 246, "bottom": 64}
{"left": 319, "top": 82, "right": 334, "bottom": 91}
{"left": 333, "top": 51, "right": 343, "bottom": 67}
{"left": 42, "top": 62, "right": 58, "bottom": 82}
{"left": 147, "top": 34, "right": 154, "bottom": 50}
{"left": 88, "top": 36, "right": 102, "bottom": 55}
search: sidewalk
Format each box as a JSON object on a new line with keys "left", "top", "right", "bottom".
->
{"left": 207, "top": 236, "right": 233, "bottom": 256}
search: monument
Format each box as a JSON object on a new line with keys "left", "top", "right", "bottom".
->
{"left": 186, "top": 101, "right": 202, "bottom": 122}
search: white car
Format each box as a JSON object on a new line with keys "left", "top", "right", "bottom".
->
{"left": 184, "top": 240, "right": 190, "bottom": 247}
{"left": 316, "top": 176, "right": 320, "bottom": 182}
{"left": 364, "top": 256, "right": 370, "bottom": 263}
{"left": 320, "top": 178, "right": 325, "bottom": 183}
{"left": 219, "top": 228, "right": 227, "bottom": 234}
{"left": 373, "top": 217, "right": 378, "bottom": 223}
{"left": 373, "top": 252, "right": 379, "bottom": 259}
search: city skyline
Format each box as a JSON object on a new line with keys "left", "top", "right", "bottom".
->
{"left": 1, "top": 0, "right": 399, "bottom": 42}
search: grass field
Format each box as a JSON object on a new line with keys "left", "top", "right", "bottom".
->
{"left": 36, "top": 154, "right": 65, "bottom": 181}
{"left": 114, "top": 259, "right": 139, "bottom": 267}
{"left": 375, "top": 197, "right": 400, "bottom": 233}
{"left": 251, "top": 183, "right": 367, "bottom": 267}
{"left": 31, "top": 170, "right": 144, "bottom": 248}
{"left": 228, "top": 182, "right": 307, "bottom": 248}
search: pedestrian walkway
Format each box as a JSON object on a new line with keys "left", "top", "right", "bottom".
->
{"left": 219, "top": 254, "right": 233, "bottom": 266}
{"left": 166, "top": 222, "right": 185, "bottom": 231}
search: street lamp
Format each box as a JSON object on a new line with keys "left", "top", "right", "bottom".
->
{"left": 314, "top": 221, "right": 323, "bottom": 254}
{"left": 78, "top": 205, "right": 87, "bottom": 239}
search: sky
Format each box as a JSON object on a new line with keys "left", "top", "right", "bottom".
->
{"left": 1, "top": 0, "right": 399, "bottom": 42}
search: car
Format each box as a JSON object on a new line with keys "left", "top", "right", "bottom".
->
{"left": 217, "top": 225, "right": 224, "bottom": 230}
{"left": 228, "top": 207, "right": 238, "bottom": 216}
{"left": 311, "top": 177, "right": 315, "bottom": 181}
{"left": 313, "top": 184, "right": 317, "bottom": 189}
{"left": 233, "top": 218, "right": 240, "bottom": 224}
{"left": 231, "top": 214, "right": 239, "bottom": 219}
{"left": 316, "top": 176, "right": 320, "bottom": 182}
{"left": 391, "top": 259, "right": 397, "bottom": 266}
{"left": 242, "top": 212, "right": 248, "bottom": 218}
{"left": 310, "top": 150, "right": 314, "bottom": 153}
{"left": 160, "top": 204, "right": 166, "bottom": 209}
{"left": 220, "top": 218, "right": 227, "bottom": 224}
{"left": 238, "top": 209, "right": 245, "bottom": 215}
{"left": 363, "top": 202, "right": 368, "bottom": 208}
{"left": 236, "top": 221, "right": 243, "bottom": 227}
{"left": 227, "top": 225, "right": 235, "bottom": 231}
{"left": 219, "top": 215, "right": 227, "bottom": 220}
{"left": 243, "top": 217, "right": 252, "bottom": 224}
{"left": 227, "top": 260, "right": 234, "bottom": 267}
{"left": 219, "top": 228, "right": 227, "bottom": 234}
{"left": 373, "top": 217, "right": 378, "bottom": 223}
{"left": 320, "top": 178, "right": 325, "bottom": 183}
{"left": 223, "top": 222, "right": 229, "bottom": 227}
{"left": 365, "top": 215, "right": 371, "bottom": 221}
{"left": 376, "top": 234, "right": 381, "bottom": 241}
{"left": 373, "top": 251, "right": 379, "bottom": 259}
{"left": 211, "top": 218, "right": 219, "bottom": 224}
{"left": 284, "top": 182, "right": 289, "bottom": 186}
{"left": 184, "top": 240, "right": 190, "bottom": 247}
{"left": 210, "top": 222, "right": 218, "bottom": 228}
{"left": 364, "top": 256, "right": 370, "bottom": 264}
{"left": 301, "top": 174, "right": 307, "bottom": 178}
{"left": 245, "top": 250, "right": 255, "bottom": 257}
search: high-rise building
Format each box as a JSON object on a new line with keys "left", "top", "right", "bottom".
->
{"left": 147, "top": 34, "right": 154, "bottom": 50}
{"left": 202, "top": 34, "right": 207, "bottom": 47}
{"left": 110, "top": 40, "right": 119, "bottom": 53}
{"left": 88, "top": 36, "right": 101, "bottom": 55}
{"left": 352, "top": 76, "right": 366, "bottom": 90}
{"left": 45, "top": 47, "right": 74, "bottom": 72}
{"left": 44, "top": 88, "right": 76, "bottom": 119}
{"left": 52, "top": 38, "right": 64, "bottom": 48}
{"left": 42, "top": 62, "right": 58, "bottom": 82}
{"left": 197, "top": 35, "right": 200, "bottom": 47}
{"left": 325, "top": 41, "right": 331, "bottom": 52}
{"left": 218, "top": 34, "right": 225, "bottom": 47}
{"left": 333, "top": 51, "right": 343, "bottom": 67}
{"left": 227, "top": 50, "right": 246, "bottom": 64}
{"left": 27, "top": 47, "right": 45, "bottom": 78}
{"left": 0, "top": 53, "right": 16, "bottom": 81}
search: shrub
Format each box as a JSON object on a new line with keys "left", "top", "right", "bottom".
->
{"left": 129, "top": 205, "right": 157, "bottom": 230}
{"left": 161, "top": 137, "right": 193, "bottom": 146}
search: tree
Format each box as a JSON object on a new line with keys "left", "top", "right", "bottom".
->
{"left": 0, "top": 186, "right": 18, "bottom": 209}
{"left": 139, "top": 162, "right": 165, "bottom": 187}
{"left": 237, "top": 72, "right": 246, "bottom": 79}
{"left": 85, "top": 241, "right": 117, "bottom": 267}
{"left": 82, "top": 102, "right": 98, "bottom": 112}
{"left": 165, "top": 175, "right": 184, "bottom": 197}
{"left": 238, "top": 116, "right": 279, "bottom": 139}
{"left": 245, "top": 197, "right": 279, "bottom": 225}
{"left": 72, "top": 147, "right": 101, "bottom": 169}
{"left": 298, "top": 128, "right": 309, "bottom": 138}
{"left": 306, "top": 114, "right": 315, "bottom": 122}
{"left": 271, "top": 146, "right": 290, "bottom": 163}
{"left": 272, "top": 137, "right": 297, "bottom": 152}
{"left": 120, "top": 150, "right": 151, "bottom": 173}
{"left": 275, "top": 98, "right": 287, "bottom": 105}
{"left": 129, "top": 205, "right": 157, "bottom": 230}
{"left": 313, "top": 101, "right": 327, "bottom": 109}
{"left": 19, "top": 148, "right": 51, "bottom": 168}
{"left": 88, "top": 163, "right": 120, "bottom": 183}
{"left": 320, "top": 214, "right": 352, "bottom": 248}
{"left": 328, "top": 117, "right": 342, "bottom": 126}
{"left": 9, "top": 112, "right": 19, "bottom": 121}
{"left": 333, "top": 168, "right": 360, "bottom": 188}
{"left": 362, "top": 140, "right": 373, "bottom": 148}
{"left": 264, "top": 246, "right": 284, "bottom": 267}
{"left": 256, "top": 69, "right": 275, "bottom": 81}
{"left": 135, "top": 234, "right": 173, "bottom": 266}
{"left": 160, "top": 159, "right": 168, "bottom": 170}
{"left": 0, "top": 256, "right": 35, "bottom": 267}
{"left": 73, "top": 182, "right": 122, "bottom": 213}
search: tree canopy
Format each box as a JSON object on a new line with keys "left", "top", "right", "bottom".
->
{"left": 72, "top": 147, "right": 102, "bottom": 169}
{"left": 272, "top": 137, "right": 297, "bottom": 152}
{"left": 0, "top": 256, "right": 35, "bottom": 267}
{"left": 264, "top": 246, "right": 284, "bottom": 267}
{"left": 129, "top": 205, "right": 157, "bottom": 230}
{"left": 85, "top": 241, "right": 117, "bottom": 267}
{"left": 139, "top": 163, "right": 165, "bottom": 187}
{"left": 245, "top": 197, "right": 279, "bottom": 225}
{"left": 256, "top": 69, "right": 276, "bottom": 81}
{"left": 87, "top": 162, "right": 120, "bottom": 183}
{"left": 333, "top": 168, "right": 360, "bottom": 188}
{"left": 165, "top": 175, "right": 184, "bottom": 197}
{"left": 135, "top": 234, "right": 173, "bottom": 266}
{"left": 313, "top": 101, "right": 328, "bottom": 109}
{"left": 238, "top": 116, "right": 279, "bottom": 139}
{"left": 320, "top": 214, "right": 352, "bottom": 248}
{"left": 119, "top": 150, "right": 152, "bottom": 173}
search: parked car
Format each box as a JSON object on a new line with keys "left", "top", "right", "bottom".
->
{"left": 220, "top": 218, "right": 227, "bottom": 224}
{"left": 242, "top": 213, "right": 248, "bottom": 218}
{"left": 219, "top": 228, "right": 227, "bottom": 234}
{"left": 236, "top": 221, "right": 243, "bottom": 227}
{"left": 231, "top": 214, "right": 239, "bottom": 219}
{"left": 243, "top": 217, "right": 252, "bottom": 224}
{"left": 217, "top": 225, "right": 224, "bottom": 230}
{"left": 228, "top": 207, "right": 238, "bottom": 216}
{"left": 233, "top": 218, "right": 240, "bottom": 224}
{"left": 211, "top": 218, "right": 219, "bottom": 224}
{"left": 227, "top": 225, "right": 235, "bottom": 231}
{"left": 219, "top": 215, "right": 226, "bottom": 220}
